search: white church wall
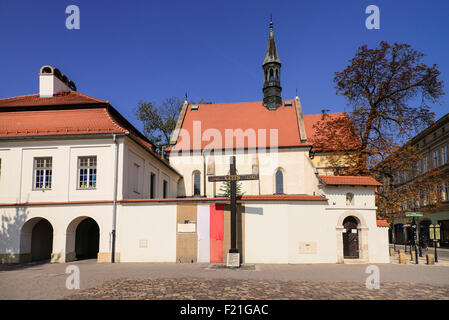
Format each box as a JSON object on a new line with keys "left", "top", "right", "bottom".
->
{"left": 322, "top": 186, "right": 376, "bottom": 210}
{"left": 169, "top": 147, "right": 319, "bottom": 197}
{"left": 117, "top": 203, "right": 177, "bottom": 262}
{"left": 243, "top": 201, "right": 335, "bottom": 264}
{"left": 368, "top": 227, "right": 390, "bottom": 263}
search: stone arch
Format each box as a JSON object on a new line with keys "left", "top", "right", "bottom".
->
{"left": 20, "top": 217, "right": 54, "bottom": 262}
{"left": 65, "top": 216, "right": 100, "bottom": 262}
{"left": 336, "top": 211, "right": 369, "bottom": 263}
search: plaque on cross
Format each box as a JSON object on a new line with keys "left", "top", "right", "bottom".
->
{"left": 208, "top": 156, "right": 259, "bottom": 267}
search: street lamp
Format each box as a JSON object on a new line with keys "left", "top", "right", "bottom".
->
{"left": 411, "top": 217, "right": 419, "bottom": 264}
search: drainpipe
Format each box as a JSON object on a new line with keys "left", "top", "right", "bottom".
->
{"left": 203, "top": 151, "right": 207, "bottom": 197}
{"left": 111, "top": 134, "right": 119, "bottom": 263}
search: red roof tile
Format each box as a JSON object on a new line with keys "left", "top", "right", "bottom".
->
{"left": 318, "top": 175, "right": 382, "bottom": 186}
{"left": 0, "top": 91, "right": 107, "bottom": 107}
{"left": 169, "top": 100, "right": 351, "bottom": 151}
{"left": 0, "top": 108, "right": 126, "bottom": 137}
{"left": 377, "top": 220, "right": 390, "bottom": 227}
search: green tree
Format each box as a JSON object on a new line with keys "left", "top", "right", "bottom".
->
{"left": 218, "top": 171, "right": 245, "bottom": 197}
{"left": 135, "top": 97, "right": 212, "bottom": 154}
{"left": 311, "top": 41, "right": 445, "bottom": 221}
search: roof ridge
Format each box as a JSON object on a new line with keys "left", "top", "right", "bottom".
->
{"left": 0, "top": 93, "right": 38, "bottom": 101}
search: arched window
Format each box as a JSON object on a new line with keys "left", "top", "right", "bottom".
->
{"left": 275, "top": 169, "right": 284, "bottom": 194}
{"left": 193, "top": 171, "right": 201, "bottom": 196}
{"left": 269, "top": 69, "right": 274, "bottom": 81}
{"left": 346, "top": 192, "right": 354, "bottom": 206}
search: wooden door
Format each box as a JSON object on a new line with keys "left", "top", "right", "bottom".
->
{"left": 343, "top": 216, "right": 359, "bottom": 259}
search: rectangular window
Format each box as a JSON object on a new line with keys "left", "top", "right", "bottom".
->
{"left": 163, "top": 180, "right": 168, "bottom": 199}
{"left": 443, "top": 146, "right": 448, "bottom": 165}
{"left": 424, "top": 155, "right": 429, "bottom": 172}
{"left": 78, "top": 156, "right": 97, "bottom": 189}
{"left": 445, "top": 183, "right": 449, "bottom": 201}
{"left": 417, "top": 159, "right": 422, "bottom": 175}
{"left": 433, "top": 150, "right": 439, "bottom": 168}
{"left": 150, "top": 173, "right": 156, "bottom": 199}
{"left": 33, "top": 157, "right": 52, "bottom": 190}
{"left": 132, "top": 163, "right": 140, "bottom": 193}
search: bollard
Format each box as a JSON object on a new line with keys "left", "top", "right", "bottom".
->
{"left": 426, "top": 254, "right": 435, "bottom": 265}
{"left": 410, "top": 252, "right": 416, "bottom": 262}
{"left": 399, "top": 252, "right": 407, "bottom": 264}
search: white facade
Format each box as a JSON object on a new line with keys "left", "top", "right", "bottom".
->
{"left": 170, "top": 147, "right": 319, "bottom": 197}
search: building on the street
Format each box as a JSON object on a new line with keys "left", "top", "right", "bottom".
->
{"left": 0, "top": 21, "right": 390, "bottom": 265}
{"left": 385, "top": 113, "right": 449, "bottom": 248}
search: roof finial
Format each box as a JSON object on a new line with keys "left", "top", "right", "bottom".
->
{"left": 270, "top": 14, "right": 273, "bottom": 29}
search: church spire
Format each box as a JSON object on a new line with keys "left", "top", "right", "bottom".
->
{"left": 262, "top": 17, "right": 282, "bottom": 110}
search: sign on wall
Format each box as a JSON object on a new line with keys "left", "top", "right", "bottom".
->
{"left": 177, "top": 222, "right": 196, "bottom": 233}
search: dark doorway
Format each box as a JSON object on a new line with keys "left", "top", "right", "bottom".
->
{"left": 75, "top": 218, "right": 99, "bottom": 260}
{"left": 31, "top": 219, "right": 53, "bottom": 262}
{"left": 419, "top": 220, "right": 431, "bottom": 248}
{"left": 343, "top": 216, "right": 359, "bottom": 259}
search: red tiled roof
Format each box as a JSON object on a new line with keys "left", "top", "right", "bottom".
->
{"left": 0, "top": 91, "right": 107, "bottom": 107}
{"left": 169, "top": 100, "right": 354, "bottom": 151}
{"left": 171, "top": 100, "right": 304, "bottom": 150}
{"left": 0, "top": 108, "right": 127, "bottom": 137}
{"left": 318, "top": 175, "right": 382, "bottom": 186}
{"left": 377, "top": 220, "right": 390, "bottom": 227}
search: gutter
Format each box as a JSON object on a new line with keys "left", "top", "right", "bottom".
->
{"left": 111, "top": 133, "right": 122, "bottom": 263}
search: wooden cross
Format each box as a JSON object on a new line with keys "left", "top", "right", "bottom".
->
{"left": 208, "top": 156, "right": 259, "bottom": 264}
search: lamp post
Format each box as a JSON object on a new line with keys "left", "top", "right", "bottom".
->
{"left": 411, "top": 217, "right": 419, "bottom": 264}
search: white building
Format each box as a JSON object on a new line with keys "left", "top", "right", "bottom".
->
{"left": 0, "top": 21, "right": 390, "bottom": 265}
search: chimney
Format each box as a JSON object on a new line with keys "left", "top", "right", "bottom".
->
{"left": 39, "top": 65, "right": 77, "bottom": 97}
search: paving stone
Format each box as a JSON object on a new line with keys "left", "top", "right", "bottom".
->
{"left": 64, "top": 277, "right": 449, "bottom": 300}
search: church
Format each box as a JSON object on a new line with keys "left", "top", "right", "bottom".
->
{"left": 0, "top": 21, "right": 390, "bottom": 265}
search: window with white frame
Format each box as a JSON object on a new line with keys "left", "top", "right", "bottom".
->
{"left": 33, "top": 157, "right": 52, "bottom": 190}
{"left": 442, "top": 145, "right": 448, "bottom": 165}
{"left": 433, "top": 150, "right": 439, "bottom": 168}
{"left": 78, "top": 156, "right": 97, "bottom": 189}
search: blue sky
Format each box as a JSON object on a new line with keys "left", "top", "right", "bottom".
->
{"left": 0, "top": 0, "right": 448, "bottom": 132}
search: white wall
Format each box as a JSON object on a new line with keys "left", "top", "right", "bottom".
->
{"left": 0, "top": 204, "right": 112, "bottom": 260}
{"left": 0, "top": 138, "right": 117, "bottom": 204}
{"left": 244, "top": 201, "right": 336, "bottom": 264}
{"left": 117, "top": 203, "right": 177, "bottom": 262}
{"left": 169, "top": 148, "right": 320, "bottom": 197}
{"left": 122, "top": 138, "right": 180, "bottom": 200}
